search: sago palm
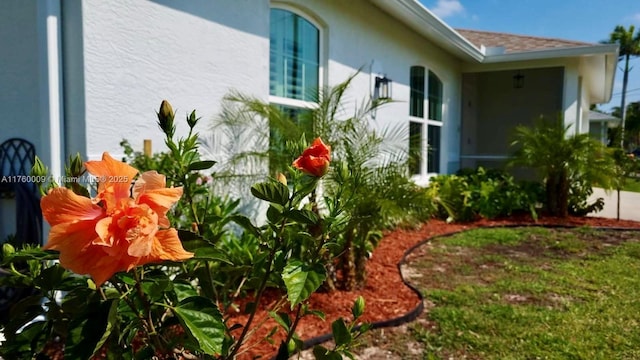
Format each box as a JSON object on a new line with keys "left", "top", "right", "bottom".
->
{"left": 510, "top": 116, "right": 615, "bottom": 217}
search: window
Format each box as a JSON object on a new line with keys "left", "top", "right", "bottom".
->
{"left": 428, "top": 71, "right": 443, "bottom": 121}
{"left": 269, "top": 8, "right": 321, "bottom": 173}
{"left": 409, "top": 66, "right": 443, "bottom": 175}
{"left": 270, "top": 8, "right": 319, "bottom": 103}
{"left": 410, "top": 66, "right": 425, "bottom": 118}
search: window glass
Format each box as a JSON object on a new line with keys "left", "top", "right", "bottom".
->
{"left": 270, "top": 9, "right": 319, "bottom": 102}
{"left": 269, "top": 105, "right": 312, "bottom": 173}
{"left": 428, "top": 71, "right": 443, "bottom": 121}
{"left": 409, "top": 121, "right": 423, "bottom": 175}
{"left": 427, "top": 125, "right": 441, "bottom": 173}
{"left": 410, "top": 66, "right": 425, "bottom": 118}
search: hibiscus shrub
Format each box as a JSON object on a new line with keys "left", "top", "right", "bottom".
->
{"left": 0, "top": 100, "right": 368, "bottom": 360}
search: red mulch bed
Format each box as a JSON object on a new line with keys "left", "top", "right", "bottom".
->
{"left": 232, "top": 214, "right": 640, "bottom": 359}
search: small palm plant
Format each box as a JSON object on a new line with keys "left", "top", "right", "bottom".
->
{"left": 510, "top": 116, "right": 615, "bottom": 217}
{"left": 212, "top": 73, "right": 432, "bottom": 290}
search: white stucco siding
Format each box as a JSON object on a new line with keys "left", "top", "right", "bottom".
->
{"left": 279, "top": 0, "right": 462, "bottom": 175}
{"left": 562, "top": 62, "right": 581, "bottom": 136}
{"left": 78, "top": 0, "right": 270, "bottom": 160}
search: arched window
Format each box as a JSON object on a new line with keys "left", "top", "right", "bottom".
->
{"left": 409, "top": 66, "right": 443, "bottom": 175}
{"left": 269, "top": 8, "right": 319, "bottom": 103}
{"left": 268, "top": 8, "right": 321, "bottom": 174}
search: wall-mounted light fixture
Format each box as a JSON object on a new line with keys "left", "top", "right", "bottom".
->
{"left": 375, "top": 75, "right": 392, "bottom": 100}
{"left": 513, "top": 70, "right": 525, "bottom": 89}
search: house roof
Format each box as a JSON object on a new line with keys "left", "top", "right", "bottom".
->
{"left": 589, "top": 110, "right": 621, "bottom": 123}
{"left": 369, "top": 0, "right": 617, "bottom": 62}
{"left": 369, "top": 0, "right": 618, "bottom": 103}
{"left": 456, "top": 29, "right": 596, "bottom": 54}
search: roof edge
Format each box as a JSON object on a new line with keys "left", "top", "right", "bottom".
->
{"left": 482, "top": 44, "right": 619, "bottom": 63}
{"left": 369, "top": 0, "right": 484, "bottom": 62}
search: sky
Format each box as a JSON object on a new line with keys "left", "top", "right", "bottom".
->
{"left": 419, "top": 0, "right": 640, "bottom": 113}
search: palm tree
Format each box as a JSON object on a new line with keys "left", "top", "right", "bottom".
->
{"left": 510, "top": 116, "right": 615, "bottom": 217}
{"left": 606, "top": 25, "right": 640, "bottom": 148}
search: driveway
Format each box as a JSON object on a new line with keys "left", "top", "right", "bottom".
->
{"left": 588, "top": 187, "right": 640, "bottom": 222}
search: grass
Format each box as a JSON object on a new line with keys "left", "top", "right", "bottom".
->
{"left": 621, "top": 177, "right": 640, "bottom": 193}
{"left": 357, "top": 227, "right": 640, "bottom": 359}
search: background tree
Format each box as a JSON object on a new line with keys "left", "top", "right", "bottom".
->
{"left": 606, "top": 25, "right": 640, "bottom": 148}
{"left": 626, "top": 101, "right": 640, "bottom": 147}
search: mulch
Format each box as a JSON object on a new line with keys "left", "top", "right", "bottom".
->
{"left": 233, "top": 214, "right": 640, "bottom": 358}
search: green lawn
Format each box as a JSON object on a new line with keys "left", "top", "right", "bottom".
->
{"left": 359, "top": 227, "right": 640, "bottom": 359}
{"left": 622, "top": 177, "right": 640, "bottom": 192}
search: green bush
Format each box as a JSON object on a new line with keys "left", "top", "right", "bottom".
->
{"left": 426, "top": 167, "right": 543, "bottom": 222}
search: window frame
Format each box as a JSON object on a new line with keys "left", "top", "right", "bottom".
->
{"left": 409, "top": 66, "right": 444, "bottom": 178}
{"left": 269, "top": 5, "right": 325, "bottom": 110}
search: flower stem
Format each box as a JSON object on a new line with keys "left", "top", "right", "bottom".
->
{"left": 226, "top": 245, "right": 278, "bottom": 359}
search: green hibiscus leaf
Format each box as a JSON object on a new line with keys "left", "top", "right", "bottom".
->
{"left": 331, "top": 318, "right": 352, "bottom": 346}
{"left": 187, "top": 160, "right": 216, "bottom": 171}
{"left": 65, "top": 299, "right": 118, "bottom": 359}
{"left": 286, "top": 209, "right": 319, "bottom": 225}
{"left": 229, "top": 214, "right": 261, "bottom": 238}
{"left": 282, "top": 260, "right": 326, "bottom": 309}
{"left": 251, "top": 181, "right": 290, "bottom": 205}
{"left": 172, "top": 296, "right": 226, "bottom": 355}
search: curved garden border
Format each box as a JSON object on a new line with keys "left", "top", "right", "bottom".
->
{"left": 292, "top": 222, "right": 640, "bottom": 356}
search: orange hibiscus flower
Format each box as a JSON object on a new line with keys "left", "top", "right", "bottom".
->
{"left": 292, "top": 138, "right": 331, "bottom": 177}
{"left": 41, "top": 152, "right": 193, "bottom": 286}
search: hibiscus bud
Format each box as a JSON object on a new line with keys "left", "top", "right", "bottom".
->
{"left": 2, "top": 243, "right": 15, "bottom": 257}
{"left": 277, "top": 173, "right": 287, "bottom": 186}
{"left": 68, "top": 153, "right": 84, "bottom": 177}
{"left": 292, "top": 138, "right": 331, "bottom": 177}
{"left": 157, "top": 100, "right": 175, "bottom": 138}
{"left": 352, "top": 295, "right": 365, "bottom": 319}
{"left": 187, "top": 110, "right": 199, "bottom": 129}
{"left": 213, "top": 205, "right": 222, "bottom": 217}
{"left": 31, "top": 156, "right": 48, "bottom": 179}
{"left": 339, "top": 161, "right": 349, "bottom": 181}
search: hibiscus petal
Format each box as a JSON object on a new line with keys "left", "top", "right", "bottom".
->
{"left": 94, "top": 217, "right": 114, "bottom": 247}
{"left": 136, "top": 187, "right": 183, "bottom": 216}
{"left": 85, "top": 152, "right": 138, "bottom": 208}
{"left": 41, "top": 187, "right": 104, "bottom": 226}
{"left": 43, "top": 220, "right": 119, "bottom": 283}
{"left": 90, "top": 256, "right": 131, "bottom": 286}
{"left": 139, "top": 228, "right": 193, "bottom": 265}
{"left": 132, "top": 171, "right": 166, "bottom": 198}
{"left": 303, "top": 138, "right": 331, "bottom": 161}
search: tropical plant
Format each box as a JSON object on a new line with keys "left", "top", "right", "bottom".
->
{"left": 0, "top": 101, "right": 368, "bottom": 359}
{"left": 213, "top": 73, "right": 431, "bottom": 291}
{"left": 425, "top": 168, "right": 543, "bottom": 222}
{"left": 510, "top": 116, "right": 615, "bottom": 217}
{"left": 605, "top": 25, "right": 640, "bottom": 147}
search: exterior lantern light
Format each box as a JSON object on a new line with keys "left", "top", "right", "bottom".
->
{"left": 513, "top": 70, "right": 525, "bottom": 89}
{"left": 375, "top": 75, "right": 392, "bottom": 100}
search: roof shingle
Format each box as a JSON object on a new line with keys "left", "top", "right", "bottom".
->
{"left": 456, "top": 29, "right": 596, "bottom": 54}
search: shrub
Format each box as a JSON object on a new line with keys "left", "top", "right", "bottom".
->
{"left": 426, "top": 167, "right": 543, "bottom": 222}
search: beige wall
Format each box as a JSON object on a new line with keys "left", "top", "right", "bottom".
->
{"left": 460, "top": 67, "right": 564, "bottom": 170}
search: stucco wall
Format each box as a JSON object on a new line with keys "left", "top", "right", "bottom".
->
{"left": 71, "top": 0, "right": 462, "bottom": 179}
{"left": 74, "top": 0, "right": 271, "bottom": 160}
